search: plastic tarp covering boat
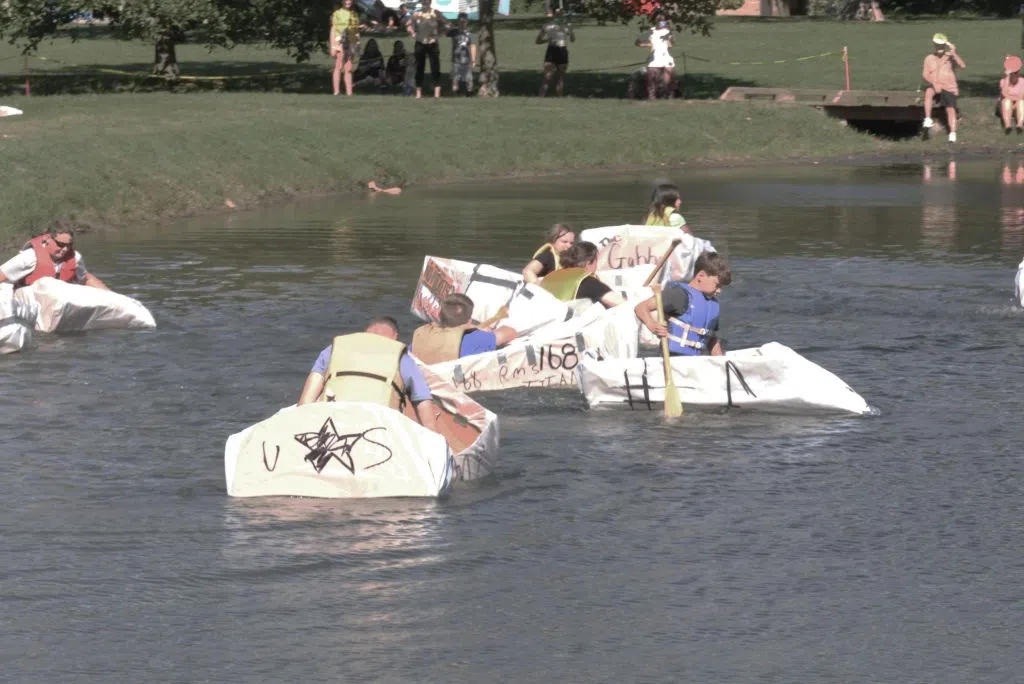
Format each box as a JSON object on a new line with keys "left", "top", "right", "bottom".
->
{"left": 224, "top": 369, "right": 499, "bottom": 499}
{"left": 579, "top": 224, "right": 716, "bottom": 283}
{"left": 15, "top": 277, "right": 156, "bottom": 333}
{"left": 576, "top": 342, "right": 871, "bottom": 415}
{"left": 1016, "top": 258, "right": 1024, "bottom": 307}
{"left": 0, "top": 283, "right": 37, "bottom": 355}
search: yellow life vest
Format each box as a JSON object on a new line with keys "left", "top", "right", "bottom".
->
{"left": 411, "top": 323, "right": 474, "bottom": 365}
{"left": 320, "top": 333, "right": 408, "bottom": 411}
{"left": 539, "top": 267, "right": 589, "bottom": 302}
{"left": 645, "top": 207, "right": 685, "bottom": 227}
{"left": 531, "top": 243, "right": 561, "bottom": 271}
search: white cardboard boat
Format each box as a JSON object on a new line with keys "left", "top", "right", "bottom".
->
{"left": 0, "top": 105, "right": 23, "bottom": 117}
{"left": 579, "top": 224, "right": 716, "bottom": 284}
{"left": 17, "top": 277, "right": 156, "bottom": 333}
{"left": 411, "top": 255, "right": 650, "bottom": 328}
{"left": 0, "top": 283, "right": 37, "bottom": 354}
{"left": 423, "top": 298, "right": 645, "bottom": 392}
{"left": 1015, "top": 258, "right": 1024, "bottom": 307}
{"left": 224, "top": 369, "right": 499, "bottom": 499}
{"left": 577, "top": 342, "right": 871, "bottom": 415}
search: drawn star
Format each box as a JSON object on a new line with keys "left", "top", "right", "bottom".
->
{"left": 294, "top": 417, "right": 357, "bottom": 475}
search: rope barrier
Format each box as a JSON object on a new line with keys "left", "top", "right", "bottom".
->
{"left": 22, "top": 54, "right": 319, "bottom": 81}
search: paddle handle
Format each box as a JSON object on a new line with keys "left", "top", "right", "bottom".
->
{"left": 655, "top": 289, "right": 684, "bottom": 417}
{"left": 477, "top": 306, "right": 509, "bottom": 330}
{"left": 643, "top": 238, "right": 683, "bottom": 287}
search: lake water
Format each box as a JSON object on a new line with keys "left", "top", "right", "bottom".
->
{"left": 2, "top": 159, "right": 1023, "bottom": 682}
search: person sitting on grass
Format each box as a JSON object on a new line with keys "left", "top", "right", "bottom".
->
{"left": 539, "top": 242, "right": 625, "bottom": 309}
{"left": 633, "top": 251, "right": 732, "bottom": 357}
{"left": 411, "top": 293, "right": 519, "bottom": 364}
{"left": 922, "top": 33, "right": 966, "bottom": 143}
{"left": 999, "top": 54, "right": 1024, "bottom": 135}
{"left": 352, "top": 38, "right": 386, "bottom": 88}
{"left": 385, "top": 40, "right": 408, "bottom": 90}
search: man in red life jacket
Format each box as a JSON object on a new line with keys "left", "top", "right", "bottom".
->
{"left": 0, "top": 229, "right": 109, "bottom": 290}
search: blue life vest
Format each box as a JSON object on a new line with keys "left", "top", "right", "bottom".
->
{"left": 666, "top": 282, "right": 719, "bottom": 356}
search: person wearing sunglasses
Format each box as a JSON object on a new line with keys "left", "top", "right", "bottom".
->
{"left": 0, "top": 229, "right": 108, "bottom": 290}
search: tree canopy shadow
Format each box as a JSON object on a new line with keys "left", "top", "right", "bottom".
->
{"left": 4, "top": 60, "right": 756, "bottom": 98}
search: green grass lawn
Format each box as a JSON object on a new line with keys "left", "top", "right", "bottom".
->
{"left": 1, "top": 17, "right": 1023, "bottom": 244}
{"left": 1, "top": 17, "right": 1019, "bottom": 98}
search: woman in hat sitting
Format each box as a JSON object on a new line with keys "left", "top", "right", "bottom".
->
{"left": 999, "top": 54, "right": 1024, "bottom": 135}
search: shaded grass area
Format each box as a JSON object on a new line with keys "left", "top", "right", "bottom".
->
{"left": 1, "top": 18, "right": 1020, "bottom": 98}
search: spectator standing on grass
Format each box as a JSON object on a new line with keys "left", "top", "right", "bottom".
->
{"left": 537, "top": 7, "right": 574, "bottom": 97}
{"left": 447, "top": 12, "right": 477, "bottom": 96}
{"left": 999, "top": 54, "right": 1024, "bottom": 135}
{"left": 407, "top": 0, "right": 450, "bottom": 99}
{"left": 635, "top": 12, "right": 676, "bottom": 101}
{"left": 330, "top": 0, "right": 362, "bottom": 96}
{"left": 922, "top": 33, "right": 965, "bottom": 143}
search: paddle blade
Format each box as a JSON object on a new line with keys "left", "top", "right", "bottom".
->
{"left": 663, "top": 367, "right": 683, "bottom": 417}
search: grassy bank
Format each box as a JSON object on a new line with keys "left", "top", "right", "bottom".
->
{"left": 2, "top": 18, "right": 1021, "bottom": 97}
{"left": 2, "top": 18, "right": 1024, "bottom": 243}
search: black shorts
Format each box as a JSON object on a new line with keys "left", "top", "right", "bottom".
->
{"left": 928, "top": 89, "right": 958, "bottom": 109}
{"left": 544, "top": 45, "right": 569, "bottom": 66}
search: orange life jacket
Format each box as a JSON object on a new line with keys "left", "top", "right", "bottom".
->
{"left": 18, "top": 234, "right": 78, "bottom": 288}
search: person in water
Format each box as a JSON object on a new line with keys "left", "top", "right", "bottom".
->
{"left": 539, "top": 241, "right": 625, "bottom": 309}
{"left": 0, "top": 229, "right": 109, "bottom": 290}
{"left": 411, "top": 293, "right": 518, "bottom": 364}
{"left": 645, "top": 183, "right": 687, "bottom": 229}
{"left": 296, "top": 315, "right": 438, "bottom": 431}
{"left": 522, "top": 223, "right": 575, "bottom": 284}
{"left": 634, "top": 251, "right": 731, "bottom": 357}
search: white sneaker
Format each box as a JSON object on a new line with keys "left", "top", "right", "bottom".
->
{"left": 923, "top": 117, "right": 934, "bottom": 128}
{"left": 948, "top": 132, "right": 957, "bottom": 143}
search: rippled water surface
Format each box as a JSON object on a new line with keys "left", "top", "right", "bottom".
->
{"left": 3, "top": 159, "right": 1024, "bottom": 683}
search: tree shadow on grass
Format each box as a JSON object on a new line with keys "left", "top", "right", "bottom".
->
{"left": 3, "top": 61, "right": 757, "bottom": 98}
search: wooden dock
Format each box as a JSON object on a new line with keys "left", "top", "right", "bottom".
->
{"left": 719, "top": 87, "right": 924, "bottom": 126}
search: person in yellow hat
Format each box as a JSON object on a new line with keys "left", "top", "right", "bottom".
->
{"left": 922, "top": 33, "right": 966, "bottom": 142}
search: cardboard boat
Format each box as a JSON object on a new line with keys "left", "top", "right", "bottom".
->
{"left": 576, "top": 342, "right": 872, "bottom": 415}
{"left": 224, "top": 368, "right": 499, "bottom": 499}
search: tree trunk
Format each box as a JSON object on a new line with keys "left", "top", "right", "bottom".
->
{"left": 153, "top": 31, "right": 180, "bottom": 81}
{"left": 477, "top": 0, "right": 499, "bottom": 97}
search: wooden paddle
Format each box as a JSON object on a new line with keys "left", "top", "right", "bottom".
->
{"left": 655, "top": 288, "right": 683, "bottom": 418}
{"left": 475, "top": 306, "right": 509, "bottom": 330}
{"left": 643, "top": 238, "right": 682, "bottom": 287}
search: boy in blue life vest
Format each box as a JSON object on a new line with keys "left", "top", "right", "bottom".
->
{"left": 633, "top": 251, "right": 731, "bottom": 356}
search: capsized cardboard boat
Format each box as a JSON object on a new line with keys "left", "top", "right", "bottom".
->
{"left": 579, "top": 224, "right": 716, "bottom": 284}
{"left": 224, "top": 368, "right": 499, "bottom": 498}
{"left": 577, "top": 342, "right": 871, "bottom": 415}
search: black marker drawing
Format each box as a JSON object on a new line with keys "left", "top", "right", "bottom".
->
{"left": 261, "top": 442, "right": 281, "bottom": 472}
{"left": 294, "top": 419, "right": 393, "bottom": 475}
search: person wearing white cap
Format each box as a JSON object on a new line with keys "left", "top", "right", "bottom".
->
{"left": 922, "top": 32, "right": 966, "bottom": 142}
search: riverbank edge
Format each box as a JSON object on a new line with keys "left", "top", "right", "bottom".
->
{"left": 2, "top": 146, "right": 1013, "bottom": 251}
